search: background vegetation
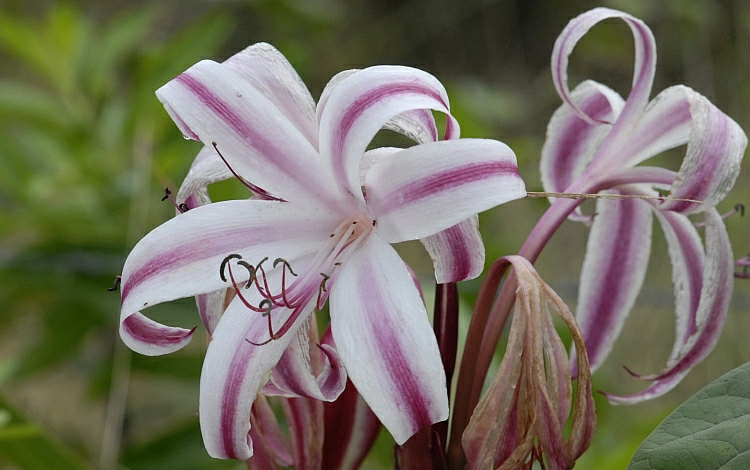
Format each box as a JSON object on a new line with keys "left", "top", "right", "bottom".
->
{"left": 0, "top": 0, "right": 747, "bottom": 468}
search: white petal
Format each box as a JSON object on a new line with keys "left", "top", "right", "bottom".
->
{"left": 365, "top": 139, "right": 525, "bottom": 243}
{"left": 318, "top": 65, "right": 459, "bottom": 207}
{"left": 156, "top": 60, "right": 340, "bottom": 208}
{"left": 330, "top": 235, "right": 448, "bottom": 444}
{"left": 223, "top": 43, "right": 318, "bottom": 148}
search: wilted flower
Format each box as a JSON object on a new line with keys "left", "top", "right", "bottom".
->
{"left": 117, "top": 43, "right": 526, "bottom": 460}
{"left": 539, "top": 7, "right": 746, "bottom": 402}
{"left": 462, "top": 255, "right": 596, "bottom": 470}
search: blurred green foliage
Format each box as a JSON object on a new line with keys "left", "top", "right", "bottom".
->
{"left": 0, "top": 0, "right": 747, "bottom": 469}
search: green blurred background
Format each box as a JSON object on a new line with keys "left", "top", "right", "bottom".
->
{"left": 0, "top": 0, "right": 747, "bottom": 468}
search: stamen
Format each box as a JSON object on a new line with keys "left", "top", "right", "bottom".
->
{"left": 316, "top": 273, "right": 331, "bottom": 310}
{"left": 736, "top": 254, "right": 750, "bottom": 279}
{"left": 694, "top": 203, "right": 745, "bottom": 228}
{"left": 236, "top": 260, "right": 257, "bottom": 288}
{"left": 108, "top": 275, "right": 122, "bottom": 292}
{"left": 273, "top": 258, "right": 298, "bottom": 276}
{"left": 212, "top": 142, "right": 285, "bottom": 202}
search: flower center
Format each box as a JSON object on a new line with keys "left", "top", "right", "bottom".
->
{"left": 220, "top": 217, "right": 373, "bottom": 345}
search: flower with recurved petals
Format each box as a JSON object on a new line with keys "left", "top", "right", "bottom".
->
{"left": 540, "top": 8, "right": 746, "bottom": 403}
{"left": 117, "top": 43, "right": 526, "bottom": 460}
{"left": 462, "top": 256, "right": 596, "bottom": 470}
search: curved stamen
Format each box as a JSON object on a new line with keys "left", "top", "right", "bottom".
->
{"left": 162, "top": 187, "right": 189, "bottom": 213}
{"left": 212, "top": 142, "right": 285, "bottom": 202}
{"left": 694, "top": 203, "right": 744, "bottom": 227}
{"left": 274, "top": 258, "right": 297, "bottom": 308}
{"left": 236, "top": 261, "right": 257, "bottom": 289}
{"left": 225, "top": 257, "right": 266, "bottom": 314}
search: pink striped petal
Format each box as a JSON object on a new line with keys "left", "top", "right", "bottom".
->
{"left": 605, "top": 208, "right": 733, "bottom": 403}
{"left": 119, "top": 200, "right": 338, "bottom": 356}
{"left": 421, "top": 215, "right": 485, "bottom": 283}
{"left": 552, "top": 8, "right": 655, "bottom": 126}
{"left": 199, "top": 266, "right": 316, "bottom": 460}
{"left": 119, "top": 313, "right": 195, "bottom": 356}
{"left": 653, "top": 210, "right": 705, "bottom": 358}
{"left": 156, "top": 60, "right": 339, "bottom": 207}
{"left": 365, "top": 139, "right": 525, "bottom": 243}
{"left": 541, "top": 80, "right": 624, "bottom": 220}
{"left": 329, "top": 235, "right": 448, "bottom": 445}
{"left": 262, "top": 318, "right": 347, "bottom": 401}
{"left": 656, "top": 88, "right": 747, "bottom": 214}
{"left": 575, "top": 193, "right": 653, "bottom": 372}
{"left": 281, "top": 397, "right": 323, "bottom": 469}
{"left": 318, "top": 66, "right": 459, "bottom": 206}
{"left": 223, "top": 43, "right": 318, "bottom": 148}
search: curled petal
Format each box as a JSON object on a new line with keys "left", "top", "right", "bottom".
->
{"left": 318, "top": 65, "right": 459, "bottom": 206}
{"left": 658, "top": 88, "right": 747, "bottom": 214}
{"left": 330, "top": 235, "right": 448, "bottom": 445}
{"left": 223, "top": 43, "right": 318, "bottom": 148}
{"left": 540, "top": 80, "right": 624, "bottom": 220}
{"left": 156, "top": 60, "right": 338, "bottom": 207}
{"left": 120, "top": 312, "right": 195, "bottom": 356}
{"left": 366, "top": 139, "right": 525, "bottom": 243}
{"left": 119, "top": 200, "right": 338, "bottom": 356}
{"left": 551, "top": 7, "right": 655, "bottom": 126}
{"left": 200, "top": 265, "right": 316, "bottom": 460}
{"left": 653, "top": 210, "right": 705, "bottom": 358}
{"left": 421, "top": 215, "right": 485, "bottom": 283}
{"left": 606, "top": 208, "right": 734, "bottom": 404}
{"left": 575, "top": 193, "right": 653, "bottom": 372}
{"left": 263, "top": 318, "right": 347, "bottom": 401}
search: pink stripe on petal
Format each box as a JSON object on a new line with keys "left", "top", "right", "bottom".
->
{"left": 575, "top": 195, "right": 653, "bottom": 372}
{"left": 606, "top": 209, "right": 733, "bottom": 404}
{"left": 421, "top": 216, "right": 484, "bottom": 283}
{"left": 330, "top": 235, "right": 448, "bottom": 445}
{"left": 120, "top": 313, "right": 195, "bottom": 356}
{"left": 319, "top": 66, "right": 454, "bottom": 205}
{"left": 366, "top": 139, "right": 525, "bottom": 243}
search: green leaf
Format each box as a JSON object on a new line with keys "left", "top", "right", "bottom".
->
{"left": 627, "top": 362, "right": 750, "bottom": 470}
{"left": 0, "top": 394, "right": 91, "bottom": 470}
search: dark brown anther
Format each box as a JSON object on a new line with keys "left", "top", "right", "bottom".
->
{"left": 178, "top": 203, "right": 190, "bottom": 213}
{"left": 161, "top": 188, "right": 172, "bottom": 201}
{"left": 273, "top": 258, "right": 298, "bottom": 276}
{"left": 108, "top": 275, "right": 122, "bottom": 292}
{"left": 236, "top": 260, "right": 257, "bottom": 288}
{"left": 372, "top": 220, "right": 377, "bottom": 226}
{"left": 220, "top": 254, "right": 243, "bottom": 282}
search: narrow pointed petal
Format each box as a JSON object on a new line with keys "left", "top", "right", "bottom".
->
{"left": 200, "top": 267, "right": 315, "bottom": 460}
{"left": 421, "top": 216, "right": 485, "bottom": 283}
{"left": 366, "top": 139, "right": 525, "bottom": 243}
{"left": 653, "top": 210, "right": 705, "bottom": 358}
{"left": 330, "top": 235, "right": 448, "bottom": 445}
{"left": 120, "top": 200, "right": 338, "bottom": 356}
{"left": 606, "top": 208, "right": 734, "bottom": 404}
{"left": 281, "top": 397, "right": 324, "bottom": 470}
{"left": 156, "top": 60, "right": 339, "bottom": 207}
{"left": 248, "top": 395, "right": 293, "bottom": 469}
{"left": 322, "top": 380, "right": 382, "bottom": 470}
{"left": 318, "top": 65, "right": 459, "bottom": 206}
{"left": 223, "top": 43, "right": 318, "bottom": 148}
{"left": 552, "top": 8, "right": 655, "bottom": 126}
{"left": 575, "top": 194, "right": 653, "bottom": 372}
{"left": 657, "top": 88, "right": 747, "bottom": 214}
{"left": 263, "top": 319, "right": 347, "bottom": 401}
{"left": 541, "top": 80, "right": 624, "bottom": 198}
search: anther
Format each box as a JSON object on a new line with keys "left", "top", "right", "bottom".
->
{"left": 178, "top": 203, "right": 190, "bottom": 213}
{"left": 273, "top": 258, "right": 298, "bottom": 276}
{"left": 236, "top": 260, "right": 257, "bottom": 288}
{"left": 372, "top": 220, "right": 377, "bottom": 226}
{"left": 108, "top": 275, "right": 122, "bottom": 292}
{"left": 161, "top": 188, "right": 172, "bottom": 201}
{"left": 220, "top": 254, "right": 243, "bottom": 282}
